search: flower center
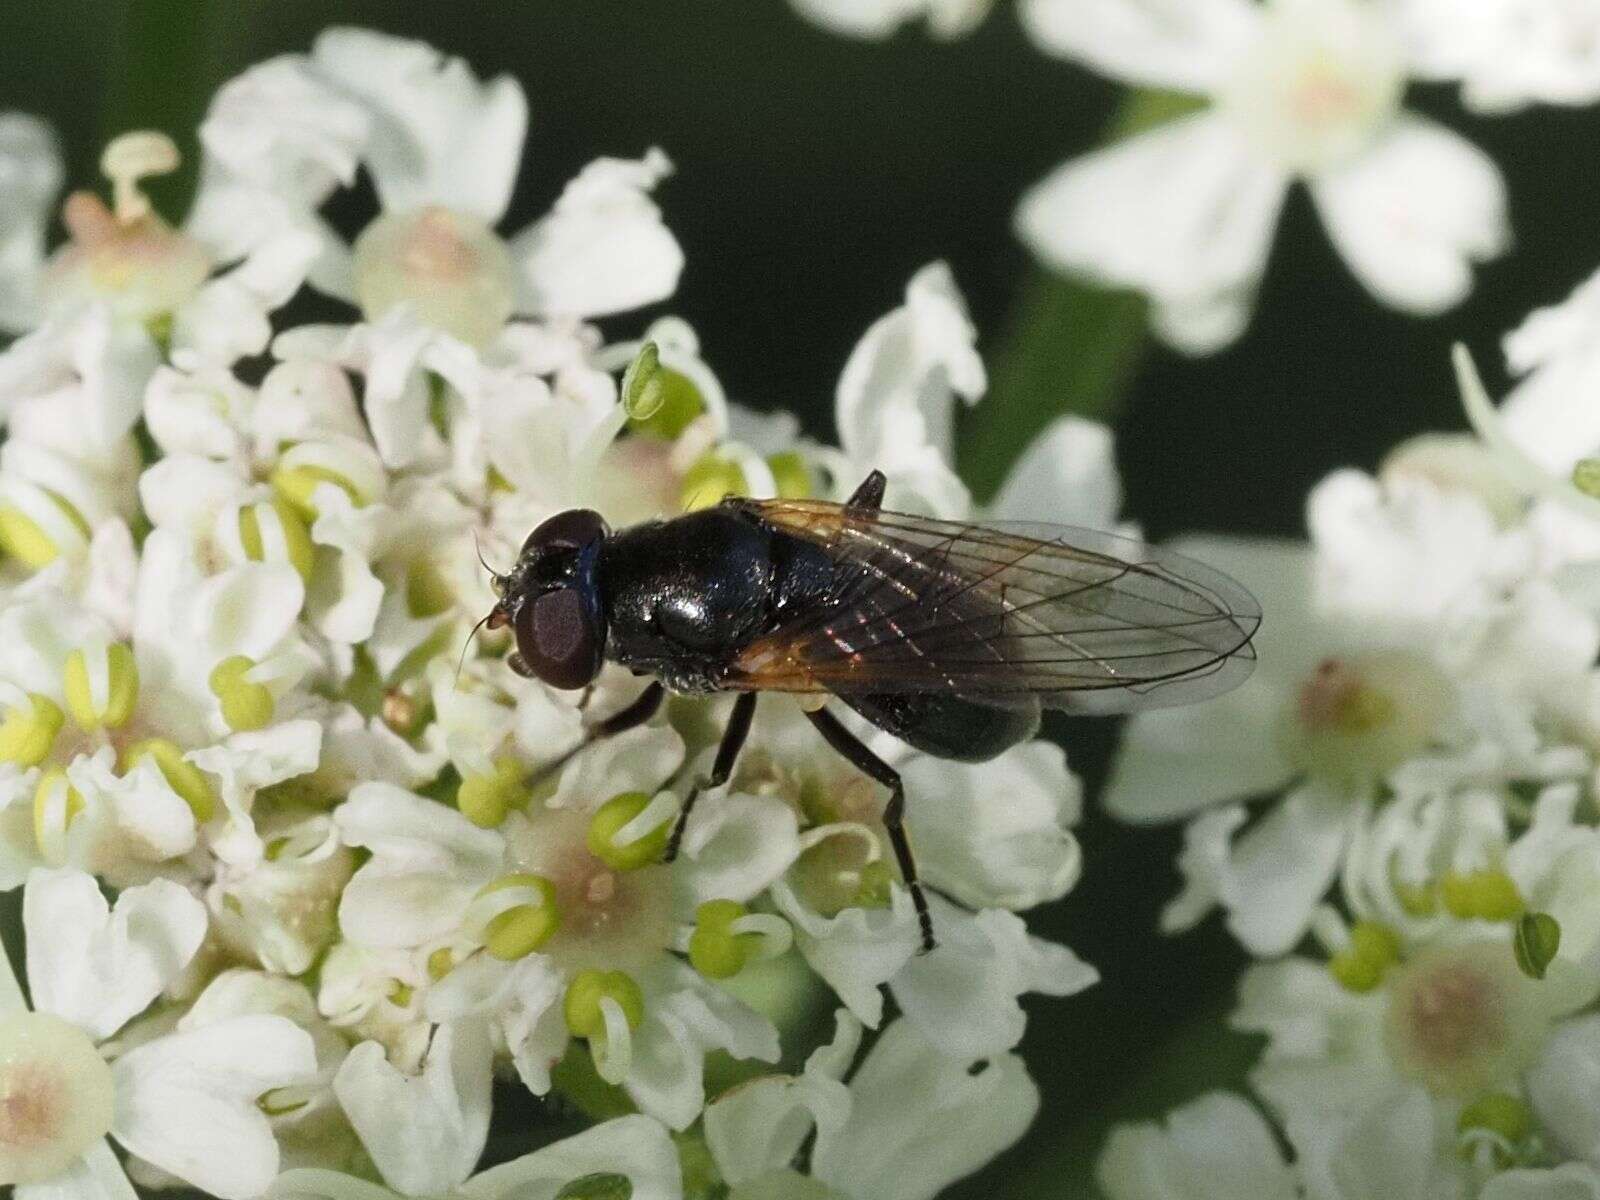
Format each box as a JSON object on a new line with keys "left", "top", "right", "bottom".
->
{"left": 351, "top": 206, "right": 515, "bottom": 346}
{"left": 501, "top": 808, "right": 674, "bottom": 973}
{"left": 1384, "top": 944, "right": 1535, "bottom": 1098}
{"left": 1217, "top": 0, "right": 1404, "bottom": 174}
{"left": 1280, "top": 651, "right": 1451, "bottom": 786}
{"left": 41, "top": 131, "right": 212, "bottom": 323}
{"left": 0, "top": 1012, "right": 115, "bottom": 1186}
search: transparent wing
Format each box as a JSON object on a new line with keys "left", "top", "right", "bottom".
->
{"left": 725, "top": 498, "right": 1261, "bottom": 714}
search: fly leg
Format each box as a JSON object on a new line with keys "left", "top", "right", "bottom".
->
{"left": 665, "top": 691, "right": 757, "bottom": 862}
{"left": 805, "top": 706, "right": 934, "bottom": 952}
{"left": 524, "top": 681, "right": 664, "bottom": 788}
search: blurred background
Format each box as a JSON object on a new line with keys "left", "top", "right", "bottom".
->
{"left": 7, "top": 1, "right": 1600, "bottom": 1194}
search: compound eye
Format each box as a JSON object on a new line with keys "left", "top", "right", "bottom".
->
{"left": 513, "top": 587, "right": 605, "bottom": 690}
{"left": 523, "top": 508, "right": 610, "bottom": 557}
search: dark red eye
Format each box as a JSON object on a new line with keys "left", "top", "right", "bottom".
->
{"left": 523, "top": 508, "right": 610, "bottom": 557}
{"left": 514, "top": 587, "right": 605, "bottom": 690}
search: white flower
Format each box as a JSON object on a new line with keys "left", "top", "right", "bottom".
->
{"left": 225, "top": 28, "right": 682, "bottom": 343}
{"left": 789, "top": 0, "right": 995, "bottom": 40}
{"left": 1017, "top": 0, "right": 1509, "bottom": 352}
{"left": 0, "top": 113, "right": 63, "bottom": 334}
{"left": 0, "top": 867, "right": 316, "bottom": 1199}
{"left": 832, "top": 262, "right": 984, "bottom": 516}
{"left": 333, "top": 778, "right": 788, "bottom": 1129}
{"left": 334, "top": 1020, "right": 493, "bottom": 1195}
{"left": 1402, "top": 0, "right": 1600, "bottom": 112}
{"left": 808, "top": 1018, "right": 1040, "bottom": 1200}
{"left": 1097, "top": 1091, "right": 1297, "bottom": 1200}
{"left": 710, "top": 1015, "right": 1039, "bottom": 1200}
{"left": 268, "top": 1114, "right": 682, "bottom": 1200}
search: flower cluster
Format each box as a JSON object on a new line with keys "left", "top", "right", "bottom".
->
{"left": 1095, "top": 261, "right": 1600, "bottom": 1195}
{"left": 0, "top": 28, "right": 1102, "bottom": 1200}
{"left": 793, "top": 0, "right": 1600, "bottom": 354}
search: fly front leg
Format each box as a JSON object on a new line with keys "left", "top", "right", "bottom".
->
{"left": 804, "top": 705, "right": 934, "bottom": 952}
{"left": 665, "top": 691, "right": 757, "bottom": 862}
{"left": 524, "top": 681, "right": 664, "bottom": 788}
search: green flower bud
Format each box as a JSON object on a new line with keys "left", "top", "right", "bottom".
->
{"left": 586, "top": 791, "right": 670, "bottom": 871}
{"left": 626, "top": 350, "right": 706, "bottom": 439}
{"left": 1441, "top": 869, "right": 1524, "bottom": 922}
{"left": 1514, "top": 912, "right": 1561, "bottom": 981}
{"left": 688, "top": 899, "right": 757, "bottom": 979}
{"left": 122, "top": 738, "right": 216, "bottom": 822}
{"left": 271, "top": 463, "right": 362, "bottom": 522}
{"left": 564, "top": 970, "right": 645, "bottom": 1038}
{"left": 854, "top": 860, "right": 895, "bottom": 909}
{"left": 478, "top": 873, "right": 560, "bottom": 960}
{"left": 0, "top": 489, "right": 89, "bottom": 569}
{"left": 680, "top": 453, "right": 747, "bottom": 511}
{"left": 1329, "top": 920, "right": 1402, "bottom": 993}
{"left": 237, "top": 498, "right": 314, "bottom": 583}
{"left": 0, "top": 693, "right": 63, "bottom": 766}
{"left": 457, "top": 757, "right": 527, "bottom": 829}
{"left": 63, "top": 643, "right": 139, "bottom": 732}
{"left": 1457, "top": 1092, "right": 1532, "bottom": 1165}
{"left": 1574, "top": 458, "right": 1600, "bottom": 499}
{"left": 767, "top": 451, "right": 812, "bottom": 499}
{"left": 33, "top": 766, "right": 84, "bottom": 856}
{"left": 620, "top": 341, "right": 665, "bottom": 421}
{"left": 405, "top": 558, "right": 456, "bottom": 618}
{"left": 208, "top": 655, "right": 275, "bottom": 732}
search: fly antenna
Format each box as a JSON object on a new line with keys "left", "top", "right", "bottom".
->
{"left": 473, "top": 531, "right": 505, "bottom": 586}
{"left": 455, "top": 610, "right": 495, "bottom": 687}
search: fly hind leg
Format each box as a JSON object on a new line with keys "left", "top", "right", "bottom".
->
{"left": 665, "top": 691, "right": 757, "bottom": 862}
{"left": 805, "top": 706, "right": 934, "bottom": 952}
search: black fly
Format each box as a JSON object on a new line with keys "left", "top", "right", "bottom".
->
{"left": 483, "top": 469, "right": 1261, "bottom": 950}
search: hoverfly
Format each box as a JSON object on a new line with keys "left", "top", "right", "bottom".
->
{"left": 483, "top": 469, "right": 1260, "bottom": 950}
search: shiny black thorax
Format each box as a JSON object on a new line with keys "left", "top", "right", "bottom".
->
{"left": 594, "top": 505, "right": 1037, "bottom": 762}
{"left": 597, "top": 507, "right": 830, "bottom": 693}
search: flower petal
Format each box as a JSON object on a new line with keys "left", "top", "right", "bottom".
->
{"left": 899, "top": 740, "right": 1082, "bottom": 911}
{"left": 460, "top": 1115, "right": 682, "bottom": 1200}
{"left": 1311, "top": 114, "right": 1508, "bottom": 315}
{"left": 1017, "top": 114, "right": 1285, "bottom": 355}
{"left": 1019, "top": 0, "right": 1258, "bottom": 91}
{"left": 15, "top": 1142, "right": 138, "bottom": 1200}
{"left": 891, "top": 904, "right": 1097, "bottom": 1058}
{"left": 111, "top": 1014, "right": 317, "bottom": 1200}
{"left": 511, "top": 150, "right": 684, "bottom": 320}
{"left": 988, "top": 417, "right": 1123, "bottom": 529}
{"left": 25, "top": 867, "right": 208, "bottom": 1040}
{"left": 704, "top": 1009, "right": 861, "bottom": 1186}
{"left": 334, "top": 783, "right": 503, "bottom": 948}
{"left": 311, "top": 28, "right": 527, "bottom": 221}
{"left": 333, "top": 1021, "right": 493, "bottom": 1196}
{"left": 1104, "top": 536, "right": 1313, "bottom": 822}
{"left": 1097, "top": 1091, "right": 1295, "bottom": 1200}
{"left": 811, "top": 1019, "right": 1038, "bottom": 1200}
{"left": 675, "top": 790, "right": 801, "bottom": 908}
{"left": 835, "top": 261, "right": 983, "bottom": 478}
{"left": 0, "top": 112, "right": 62, "bottom": 334}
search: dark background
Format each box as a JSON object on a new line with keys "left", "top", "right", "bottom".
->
{"left": 7, "top": 1, "right": 1600, "bottom": 1194}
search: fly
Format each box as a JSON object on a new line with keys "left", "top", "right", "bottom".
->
{"left": 481, "top": 469, "right": 1262, "bottom": 950}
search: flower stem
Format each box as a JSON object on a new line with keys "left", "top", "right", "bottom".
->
{"left": 959, "top": 89, "right": 1204, "bottom": 502}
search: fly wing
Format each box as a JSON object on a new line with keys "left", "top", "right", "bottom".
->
{"left": 724, "top": 498, "right": 1261, "bottom": 714}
